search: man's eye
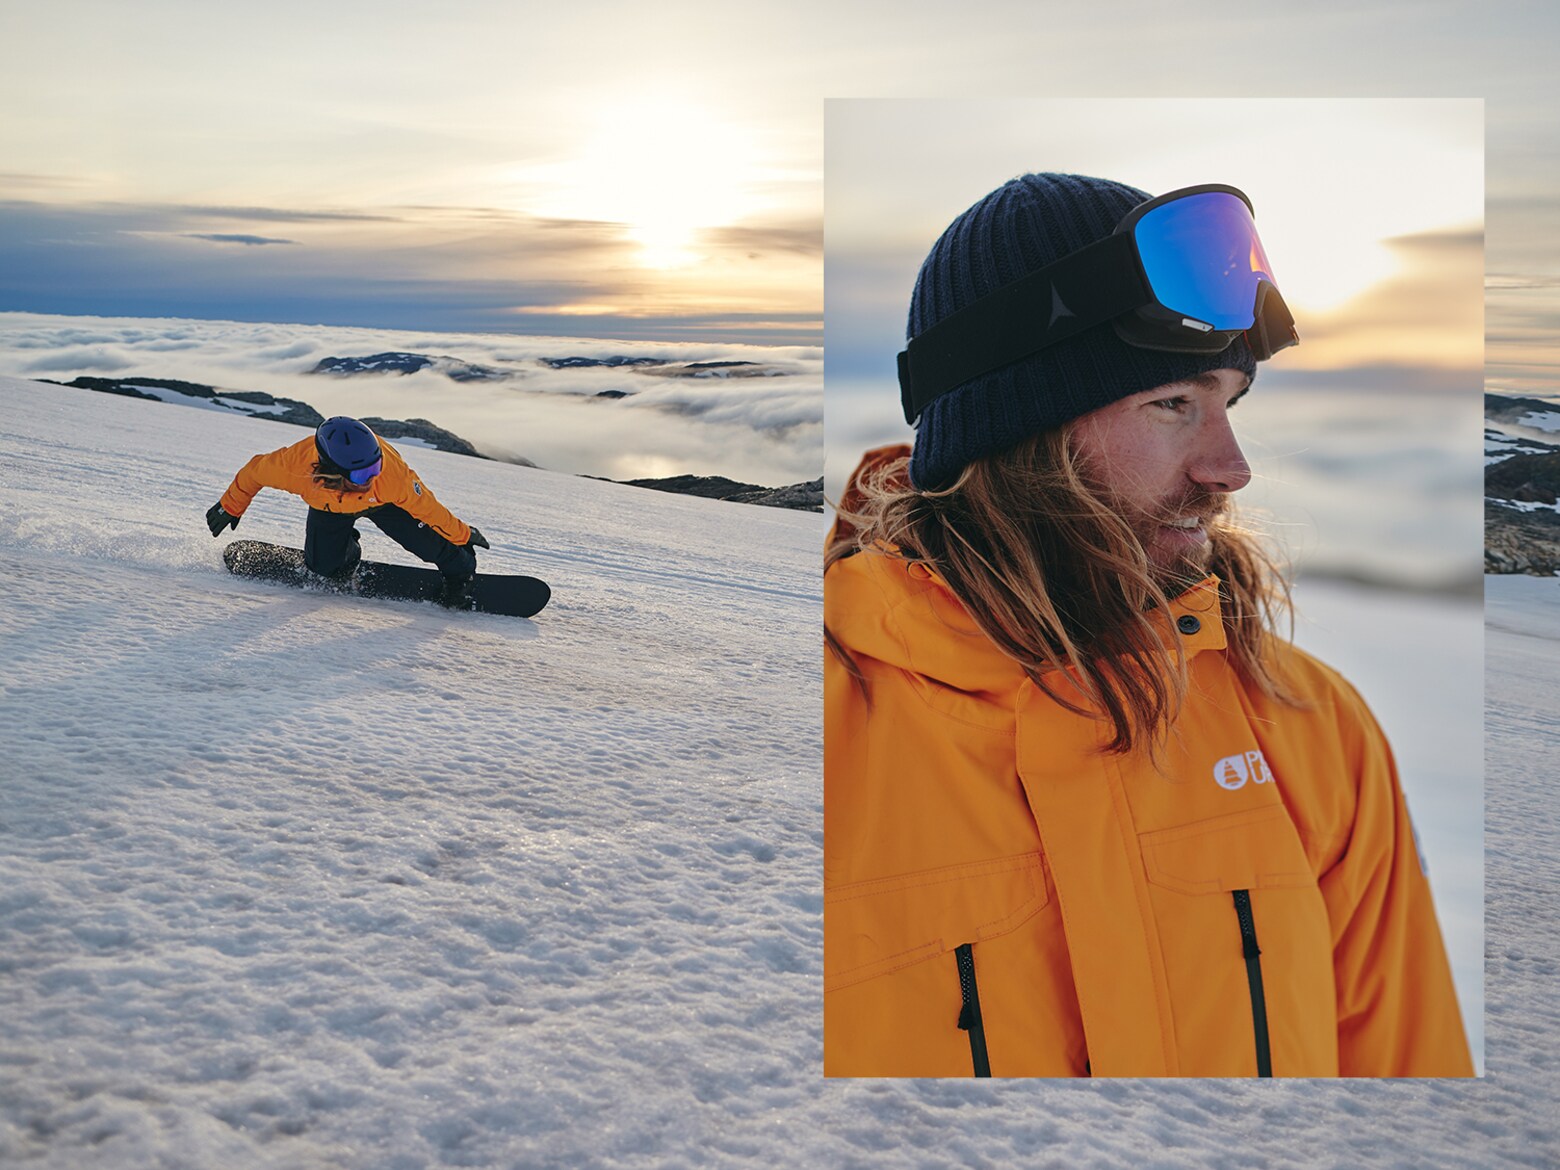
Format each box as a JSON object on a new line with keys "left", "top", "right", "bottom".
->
{"left": 1152, "top": 396, "right": 1190, "bottom": 412}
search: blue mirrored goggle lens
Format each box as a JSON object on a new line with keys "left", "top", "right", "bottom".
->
{"left": 1133, "top": 191, "right": 1277, "bottom": 331}
{"left": 347, "top": 457, "right": 382, "bottom": 485}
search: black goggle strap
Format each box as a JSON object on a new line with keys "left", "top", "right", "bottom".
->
{"left": 898, "top": 232, "right": 1149, "bottom": 425}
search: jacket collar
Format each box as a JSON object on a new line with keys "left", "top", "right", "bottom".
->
{"left": 827, "top": 549, "right": 1228, "bottom": 694}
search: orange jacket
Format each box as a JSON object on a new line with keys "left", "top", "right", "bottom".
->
{"left": 219, "top": 434, "right": 471, "bottom": 546}
{"left": 824, "top": 448, "right": 1471, "bottom": 1078}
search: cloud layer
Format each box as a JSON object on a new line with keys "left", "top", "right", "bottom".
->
{"left": 0, "top": 312, "right": 822, "bottom": 487}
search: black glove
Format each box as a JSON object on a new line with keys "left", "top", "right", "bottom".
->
{"left": 206, "top": 502, "right": 240, "bottom": 537}
{"left": 466, "top": 526, "right": 490, "bottom": 549}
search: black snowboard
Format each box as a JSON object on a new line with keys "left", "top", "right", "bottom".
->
{"left": 223, "top": 539, "right": 550, "bottom": 618}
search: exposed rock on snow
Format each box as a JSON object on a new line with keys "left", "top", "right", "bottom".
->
{"left": 1485, "top": 501, "right": 1560, "bottom": 574}
{"left": 539, "top": 356, "right": 790, "bottom": 379}
{"left": 311, "top": 352, "right": 510, "bottom": 381}
{"left": 538, "top": 355, "right": 669, "bottom": 369}
{"left": 58, "top": 375, "right": 326, "bottom": 428}
{"left": 634, "top": 360, "right": 789, "bottom": 379}
{"left": 613, "top": 474, "right": 824, "bottom": 512}
{"left": 1484, "top": 390, "right": 1560, "bottom": 430}
{"left": 1486, "top": 392, "right": 1560, "bottom": 573}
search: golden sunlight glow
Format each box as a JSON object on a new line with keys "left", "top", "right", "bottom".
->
{"left": 1261, "top": 225, "right": 1399, "bottom": 314}
{"left": 612, "top": 454, "right": 687, "bottom": 480}
{"left": 519, "top": 99, "right": 762, "bottom": 269}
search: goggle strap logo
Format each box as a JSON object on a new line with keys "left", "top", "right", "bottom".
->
{"left": 899, "top": 233, "right": 1145, "bottom": 424}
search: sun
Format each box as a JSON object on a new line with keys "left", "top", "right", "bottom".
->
{"left": 520, "top": 99, "right": 762, "bottom": 268}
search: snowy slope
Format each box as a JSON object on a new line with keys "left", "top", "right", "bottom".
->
{"left": 0, "top": 376, "right": 825, "bottom": 1168}
{"left": 0, "top": 376, "right": 1523, "bottom": 1169}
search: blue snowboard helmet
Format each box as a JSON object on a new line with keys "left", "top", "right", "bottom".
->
{"left": 315, "top": 416, "right": 383, "bottom": 485}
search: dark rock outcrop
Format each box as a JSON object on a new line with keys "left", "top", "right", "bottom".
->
{"left": 1486, "top": 501, "right": 1560, "bottom": 575}
{"left": 634, "top": 361, "right": 787, "bottom": 379}
{"left": 616, "top": 474, "right": 823, "bottom": 512}
{"left": 62, "top": 376, "right": 324, "bottom": 427}
{"left": 1487, "top": 452, "right": 1560, "bottom": 505}
{"left": 311, "top": 353, "right": 508, "bottom": 382}
{"left": 539, "top": 356, "right": 669, "bottom": 369}
{"left": 1484, "top": 392, "right": 1560, "bottom": 426}
{"left": 1487, "top": 392, "right": 1560, "bottom": 574}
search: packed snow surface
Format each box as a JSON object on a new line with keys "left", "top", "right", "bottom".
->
{"left": 0, "top": 377, "right": 1523, "bottom": 1168}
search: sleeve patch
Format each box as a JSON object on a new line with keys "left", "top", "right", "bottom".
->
{"left": 413, "top": 481, "right": 423, "bottom": 495}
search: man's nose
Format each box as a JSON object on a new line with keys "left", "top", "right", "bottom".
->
{"left": 1189, "top": 413, "right": 1251, "bottom": 494}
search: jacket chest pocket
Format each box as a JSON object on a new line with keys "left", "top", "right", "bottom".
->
{"left": 1138, "top": 804, "right": 1336, "bottom": 1076}
{"left": 1139, "top": 803, "right": 1316, "bottom": 895}
{"left": 824, "top": 853, "right": 1051, "bottom": 1077}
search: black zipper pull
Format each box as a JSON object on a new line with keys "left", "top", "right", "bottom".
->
{"left": 954, "top": 943, "right": 993, "bottom": 1077}
{"left": 1232, "top": 890, "right": 1273, "bottom": 1077}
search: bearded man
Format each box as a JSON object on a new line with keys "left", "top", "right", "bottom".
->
{"left": 823, "top": 173, "right": 1472, "bottom": 1078}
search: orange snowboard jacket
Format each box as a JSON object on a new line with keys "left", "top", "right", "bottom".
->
{"left": 824, "top": 448, "right": 1472, "bottom": 1078}
{"left": 219, "top": 434, "right": 471, "bottom": 546}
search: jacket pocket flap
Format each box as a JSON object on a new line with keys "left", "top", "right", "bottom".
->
{"left": 825, "top": 853, "right": 1048, "bottom": 992}
{"left": 1140, "top": 805, "right": 1314, "bottom": 896}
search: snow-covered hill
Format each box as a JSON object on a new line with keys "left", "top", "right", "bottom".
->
{"left": 0, "top": 376, "right": 1519, "bottom": 1168}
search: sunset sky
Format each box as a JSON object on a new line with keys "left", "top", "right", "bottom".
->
{"left": 0, "top": 1, "right": 1555, "bottom": 378}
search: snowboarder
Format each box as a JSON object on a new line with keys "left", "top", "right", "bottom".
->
{"left": 206, "top": 416, "right": 489, "bottom": 608}
{"left": 824, "top": 173, "right": 1473, "bottom": 1077}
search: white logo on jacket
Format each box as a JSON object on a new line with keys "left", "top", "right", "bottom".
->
{"left": 1213, "top": 748, "right": 1274, "bottom": 790}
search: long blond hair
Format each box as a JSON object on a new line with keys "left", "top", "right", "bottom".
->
{"left": 827, "top": 433, "right": 1294, "bottom": 755}
{"left": 311, "top": 462, "right": 370, "bottom": 494}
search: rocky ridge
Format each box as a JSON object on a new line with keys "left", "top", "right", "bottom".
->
{"left": 613, "top": 474, "right": 823, "bottom": 513}
{"left": 59, "top": 376, "right": 325, "bottom": 428}
{"left": 1485, "top": 391, "right": 1560, "bottom": 574}
{"left": 310, "top": 352, "right": 509, "bottom": 382}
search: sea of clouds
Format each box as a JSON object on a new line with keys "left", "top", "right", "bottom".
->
{"left": 0, "top": 312, "right": 822, "bottom": 487}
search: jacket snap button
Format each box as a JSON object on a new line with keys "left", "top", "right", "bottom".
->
{"left": 1177, "top": 614, "right": 1201, "bottom": 635}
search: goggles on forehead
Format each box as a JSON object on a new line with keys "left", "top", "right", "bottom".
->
{"left": 345, "top": 458, "right": 382, "bottom": 486}
{"left": 897, "top": 183, "right": 1299, "bottom": 425}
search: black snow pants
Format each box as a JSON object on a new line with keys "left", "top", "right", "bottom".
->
{"left": 304, "top": 506, "right": 476, "bottom": 580}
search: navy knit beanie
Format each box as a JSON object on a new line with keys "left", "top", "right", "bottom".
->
{"left": 907, "top": 173, "right": 1258, "bottom": 490}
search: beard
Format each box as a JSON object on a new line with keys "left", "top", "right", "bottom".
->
{"left": 1120, "top": 488, "right": 1233, "bottom": 593}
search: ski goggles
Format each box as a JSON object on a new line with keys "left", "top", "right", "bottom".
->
{"left": 345, "top": 457, "right": 382, "bottom": 486}
{"left": 898, "top": 184, "right": 1298, "bottom": 424}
